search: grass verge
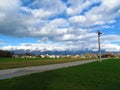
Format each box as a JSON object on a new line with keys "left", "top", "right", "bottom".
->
{"left": 0, "top": 57, "right": 91, "bottom": 70}
{"left": 0, "top": 58, "right": 120, "bottom": 90}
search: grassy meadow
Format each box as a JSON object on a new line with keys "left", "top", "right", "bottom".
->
{"left": 0, "top": 57, "right": 90, "bottom": 70}
{"left": 0, "top": 58, "right": 120, "bottom": 90}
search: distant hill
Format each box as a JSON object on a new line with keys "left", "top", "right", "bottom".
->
{"left": 9, "top": 49, "right": 106, "bottom": 55}
{"left": 3, "top": 49, "right": 120, "bottom": 56}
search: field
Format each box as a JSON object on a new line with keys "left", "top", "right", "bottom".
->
{"left": 0, "top": 57, "right": 90, "bottom": 70}
{"left": 0, "top": 58, "right": 120, "bottom": 90}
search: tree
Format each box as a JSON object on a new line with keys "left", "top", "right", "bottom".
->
{"left": 0, "top": 50, "right": 13, "bottom": 57}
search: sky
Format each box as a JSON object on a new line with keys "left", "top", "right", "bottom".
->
{"left": 0, "top": 0, "right": 120, "bottom": 52}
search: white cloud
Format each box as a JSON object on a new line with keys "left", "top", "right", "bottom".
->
{"left": 0, "top": 0, "right": 21, "bottom": 20}
{"left": 0, "top": 0, "right": 120, "bottom": 52}
{"left": 31, "top": 9, "right": 52, "bottom": 18}
{"left": 55, "top": 34, "right": 76, "bottom": 41}
{"left": 0, "top": 12, "right": 5, "bottom": 21}
{"left": 29, "top": 0, "right": 66, "bottom": 17}
{"left": 1, "top": 43, "right": 68, "bottom": 51}
{"left": 102, "top": 0, "right": 120, "bottom": 11}
{"left": 66, "top": 0, "right": 101, "bottom": 15}
{"left": 102, "top": 44, "right": 120, "bottom": 52}
{"left": 21, "top": 7, "right": 52, "bottom": 19}
{"left": 0, "top": 0, "right": 119, "bottom": 37}
{"left": 25, "top": 18, "right": 68, "bottom": 37}
{"left": 0, "top": 0, "right": 21, "bottom": 11}
{"left": 69, "top": 15, "right": 87, "bottom": 24}
{"left": 68, "top": 0, "right": 120, "bottom": 28}
{"left": 101, "top": 35, "right": 120, "bottom": 44}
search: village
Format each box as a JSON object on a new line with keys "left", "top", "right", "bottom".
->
{"left": 13, "top": 53, "right": 120, "bottom": 59}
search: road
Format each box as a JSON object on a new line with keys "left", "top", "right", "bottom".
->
{"left": 0, "top": 60, "right": 98, "bottom": 80}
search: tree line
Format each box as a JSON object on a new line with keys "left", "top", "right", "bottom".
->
{"left": 0, "top": 50, "right": 13, "bottom": 57}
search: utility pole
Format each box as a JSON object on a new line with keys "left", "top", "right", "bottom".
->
{"left": 98, "top": 31, "right": 102, "bottom": 62}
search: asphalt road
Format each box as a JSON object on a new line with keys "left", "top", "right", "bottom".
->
{"left": 0, "top": 60, "right": 98, "bottom": 80}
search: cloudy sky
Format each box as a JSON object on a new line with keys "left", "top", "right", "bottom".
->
{"left": 0, "top": 0, "right": 120, "bottom": 52}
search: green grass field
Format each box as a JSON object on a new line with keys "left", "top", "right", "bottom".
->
{"left": 0, "top": 57, "right": 90, "bottom": 70}
{"left": 0, "top": 58, "right": 120, "bottom": 90}
{"left": 0, "top": 57, "right": 68, "bottom": 62}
